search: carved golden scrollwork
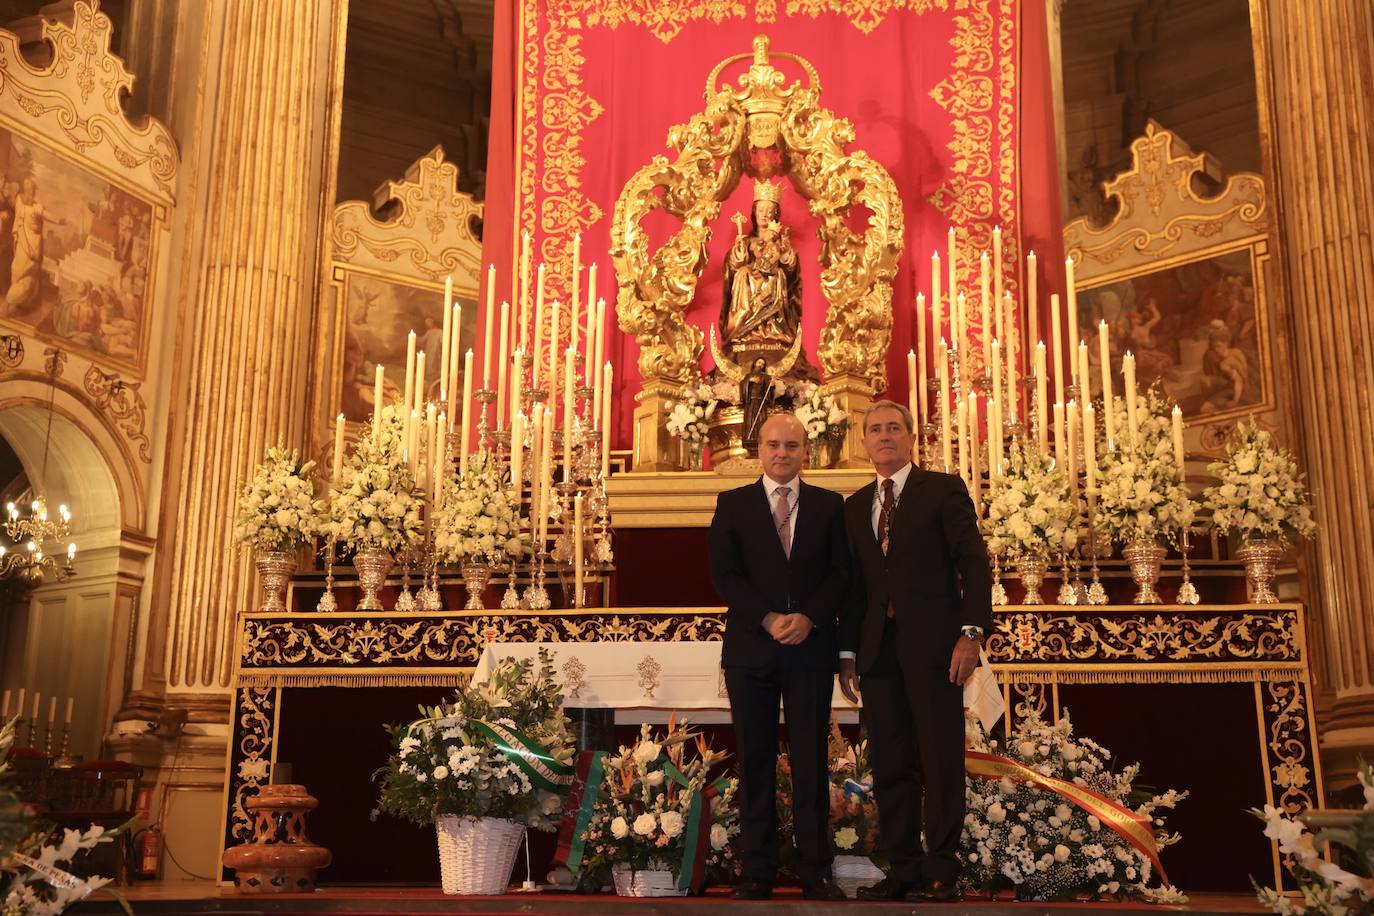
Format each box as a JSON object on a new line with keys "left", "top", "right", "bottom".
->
{"left": 83, "top": 363, "right": 150, "bottom": 463}
{"left": 611, "top": 35, "right": 903, "bottom": 392}
{"left": 1063, "top": 121, "right": 1268, "bottom": 273}
{"left": 331, "top": 146, "right": 484, "bottom": 285}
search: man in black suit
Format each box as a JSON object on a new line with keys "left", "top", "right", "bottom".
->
{"left": 839, "top": 400, "right": 991, "bottom": 902}
{"left": 708, "top": 412, "right": 849, "bottom": 901}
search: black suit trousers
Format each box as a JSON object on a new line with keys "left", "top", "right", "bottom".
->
{"left": 724, "top": 651, "right": 833, "bottom": 885}
{"left": 860, "top": 619, "right": 966, "bottom": 885}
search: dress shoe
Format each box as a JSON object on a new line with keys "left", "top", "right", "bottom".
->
{"left": 906, "top": 878, "right": 960, "bottom": 902}
{"left": 855, "top": 875, "right": 914, "bottom": 900}
{"left": 801, "top": 876, "right": 847, "bottom": 901}
{"left": 731, "top": 878, "right": 773, "bottom": 900}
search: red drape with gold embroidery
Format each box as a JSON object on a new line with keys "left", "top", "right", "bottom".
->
{"left": 480, "top": 0, "right": 1063, "bottom": 454}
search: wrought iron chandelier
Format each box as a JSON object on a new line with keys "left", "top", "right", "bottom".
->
{"left": 0, "top": 354, "right": 76, "bottom": 586}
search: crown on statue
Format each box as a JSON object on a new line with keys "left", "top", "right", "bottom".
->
{"left": 752, "top": 180, "right": 783, "bottom": 205}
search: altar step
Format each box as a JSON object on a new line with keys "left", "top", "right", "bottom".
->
{"left": 73, "top": 886, "right": 1266, "bottom": 915}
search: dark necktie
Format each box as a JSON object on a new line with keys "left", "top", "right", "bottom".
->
{"left": 773, "top": 485, "right": 792, "bottom": 558}
{"left": 878, "top": 478, "right": 896, "bottom": 555}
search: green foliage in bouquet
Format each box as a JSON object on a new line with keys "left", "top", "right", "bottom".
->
{"left": 374, "top": 649, "right": 573, "bottom": 830}
{"left": 576, "top": 720, "right": 740, "bottom": 887}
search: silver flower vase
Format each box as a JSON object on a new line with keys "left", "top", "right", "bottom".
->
{"left": 353, "top": 547, "right": 393, "bottom": 611}
{"left": 1236, "top": 537, "right": 1284, "bottom": 604}
{"left": 1015, "top": 554, "right": 1048, "bottom": 605}
{"left": 461, "top": 562, "right": 491, "bottom": 610}
{"left": 254, "top": 550, "right": 296, "bottom": 613}
{"left": 1122, "top": 539, "right": 1167, "bottom": 605}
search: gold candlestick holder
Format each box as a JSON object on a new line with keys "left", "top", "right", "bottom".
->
{"left": 524, "top": 550, "right": 551, "bottom": 610}
{"left": 52, "top": 722, "right": 74, "bottom": 768}
{"left": 1084, "top": 493, "right": 1108, "bottom": 605}
{"left": 1056, "top": 551, "right": 1077, "bottom": 605}
{"left": 1177, "top": 525, "right": 1200, "bottom": 604}
{"left": 393, "top": 548, "right": 417, "bottom": 611}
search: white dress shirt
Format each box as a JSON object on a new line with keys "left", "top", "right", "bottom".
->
{"left": 762, "top": 474, "right": 800, "bottom": 545}
{"left": 841, "top": 463, "right": 917, "bottom": 662}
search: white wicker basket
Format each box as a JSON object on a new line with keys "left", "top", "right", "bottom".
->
{"left": 611, "top": 862, "right": 688, "bottom": 897}
{"left": 833, "top": 854, "right": 886, "bottom": 898}
{"left": 434, "top": 815, "right": 524, "bottom": 895}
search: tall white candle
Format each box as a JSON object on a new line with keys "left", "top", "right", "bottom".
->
{"left": 1066, "top": 256, "right": 1080, "bottom": 390}
{"left": 969, "top": 390, "right": 982, "bottom": 514}
{"left": 990, "top": 339, "right": 1003, "bottom": 477}
{"left": 1098, "top": 320, "right": 1116, "bottom": 447}
{"left": 939, "top": 339, "right": 952, "bottom": 473}
{"left": 448, "top": 303, "right": 461, "bottom": 422}
{"left": 956, "top": 395, "right": 968, "bottom": 484}
{"left": 540, "top": 419, "right": 553, "bottom": 544}
{"left": 1049, "top": 292, "right": 1064, "bottom": 404}
{"left": 1, "top": 689, "right": 9, "bottom": 719}
{"left": 413, "top": 351, "right": 426, "bottom": 412}
{"left": 532, "top": 263, "right": 546, "bottom": 387}
{"left": 1083, "top": 402, "right": 1098, "bottom": 492}
{"left": 441, "top": 276, "right": 453, "bottom": 402}
{"left": 1005, "top": 293, "right": 1018, "bottom": 422}
{"left": 496, "top": 301, "right": 510, "bottom": 431}
{"left": 906, "top": 350, "right": 918, "bottom": 432}
{"left": 992, "top": 225, "right": 1003, "bottom": 316}
{"left": 483, "top": 265, "right": 496, "bottom": 387}
{"left": 563, "top": 347, "right": 575, "bottom": 481}
{"left": 584, "top": 263, "right": 598, "bottom": 365}
{"left": 590, "top": 298, "right": 606, "bottom": 422}
{"left": 518, "top": 231, "right": 531, "bottom": 351}
{"left": 601, "top": 362, "right": 613, "bottom": 478}
{"left": 947, "top": 225, "right": 957, "bottom": 309}
{"left": 434, "top": 411, "right": 447, "bottom": 506}
{"left": 915, "top": 293, "right": 929, "bottom": 423}
{"left": 980, "top": 253, "right": 992, "bottom": 371}
{"left": 332, "top": 413, "right": 345, "bottom": 482}
{"left": 548, "top": 299, "right": 561, "bottom": 406}
{"left": 1053, "top": 401, "right": 1066, "bottom": 471}
{"left": 1035, "top": 342, "right": 1048, "bottom": 454}
{"left": 1027, "top": 250, "right": 1038, "bottom": 352}
{"left": 931, "top": 251, "right": 942, "bottom": 337}
{"left": 14, "top": 689, "right": 23, "bottom": 722}
{"left": 509, "top": 411, "right": 524, "bottom": 507}
{"left": 373, "top": 364, "right": 385, "bottom": 446}
{"left": 1066, "top": 399, "right": 1079, "bottom": 493}
{"left": 460, "top": 349, "right": 474, "bottom": 471}
{"left": 571, "top": 234, "right": 582, "bottom": 332}
{"left": 403, "top": 330, "right": 417, "bottom": 414}
{"left": 529, "top": 405, "right": 544, "bottom": 533}
{"left": 63, "top": 696, "right": 73, "bottom": 725}
{"left": 956, "top": 292, "right": 969, "bottom": 366}
{"left": 1124, "top": 351, "right": 1140, "bottom": 449}
{"left": 424, "top": 403, "right": 437, "bottom": 493}
{"left": 1172, "top": 405, "right": 1186, "bottom": 472}
{"left": 574, "top": 492, "right": 584, "bottom": 607}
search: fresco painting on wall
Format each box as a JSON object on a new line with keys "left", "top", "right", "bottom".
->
{"left": 338, "top": 272, "right": 477, "bottom": 419}
{"left": 0, "top": 128, "right": 154, "bottom": 372}
{"left": 1077, "top": 247, "right": 1268, "bottom": 423}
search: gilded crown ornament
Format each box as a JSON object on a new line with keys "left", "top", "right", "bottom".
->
{"left": 611, "top": 34, "right": 903, "bottom": 397}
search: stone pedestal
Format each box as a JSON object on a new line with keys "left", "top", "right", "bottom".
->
{"left": 819, "top": 373, "right": 875, "bottom": 468}
{"left": 632, "top": 376, "right": 688, "bottom": 471}
{"left": 223, "top": 784, "right": 332, "bottom": 894}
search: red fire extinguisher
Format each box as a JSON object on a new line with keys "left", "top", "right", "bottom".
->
{"left": 133, "top": 788, "right": 161, "bottom": 879}
{"left": 137, "top": 826, "right": 162, "bottom": 879}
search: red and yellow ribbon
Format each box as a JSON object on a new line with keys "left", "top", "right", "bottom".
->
{"left": 965, "top": 750, "right": 1169, "bottom": 885}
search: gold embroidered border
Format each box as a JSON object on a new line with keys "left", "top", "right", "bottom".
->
{"left": 517, "top": 0, "right": 1006, "bottom": 320}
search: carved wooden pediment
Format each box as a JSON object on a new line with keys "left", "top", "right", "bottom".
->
{"left": 1064, "top": 121, "right": 1267, "bottom": 276}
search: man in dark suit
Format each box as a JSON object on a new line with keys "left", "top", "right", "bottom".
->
{"left": 708, "top": 412, "right": 849, "bottom": 901}
{"left": 839, "top": 400, "right": 991, "bottom": 902}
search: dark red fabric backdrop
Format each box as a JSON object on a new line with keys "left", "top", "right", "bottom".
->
{"left": 480, "top": 0, "right": 1065, "bottom": 454}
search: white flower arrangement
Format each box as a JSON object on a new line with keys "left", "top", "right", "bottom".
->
{"left": 1094, "top": 390, "right": 1196, "bottom": 548}
{"left": 578, "top": 722, "right": 740, "bottom": 884}
{"left": 1204, "top": 419, "right": 1317, "bottom": 544}
{"left": 1, "top": 719, "right": 127, "bottom": 915}
{"left": 1252, "top": 760, "right": 1373, "bottom": 915}
{"left": 432, "top": 450, "right": 526, "bottom": 567}
{"left": 985, "top": 438, "right": 1078, "bottom": 561}
{"left": 325, "top": 404, "right": 424, "bottom": 553}
{"left": 962, "top": 711, "right": 1187, "bottom": 903}
{"left": 375, "top": 651, "right": 573, "bottom": 830}
{"left": 664, "top": 382, "right": 719, "bottom": 444}
{"left": 793, "top": 383, "right": 848, "bottom": 444}
{"left": 233, "top": 447, "right": 323, "bottom": 552}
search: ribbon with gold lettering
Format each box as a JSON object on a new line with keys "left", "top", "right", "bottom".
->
{"left": 965, "top": 750, "right": 1168, "bottom": 884}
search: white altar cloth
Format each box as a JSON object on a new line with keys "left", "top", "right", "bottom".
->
{"left": 472, "top": 641, "right": 1002, "bottom": 729}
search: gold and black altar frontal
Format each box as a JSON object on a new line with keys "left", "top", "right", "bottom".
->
{"left": 222, "top": 603, "right": 1319, "bottom": 888}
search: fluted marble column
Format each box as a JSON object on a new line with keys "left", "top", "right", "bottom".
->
{"left": 150, "top": 1, "right": 344, "bottom": 700}
{"left": 1261, "top": 0, "right": 1374, "bottom": 783}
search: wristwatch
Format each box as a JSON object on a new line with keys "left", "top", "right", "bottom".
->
{"left": 961, "top": 625, "right": 984, "bottom": 641}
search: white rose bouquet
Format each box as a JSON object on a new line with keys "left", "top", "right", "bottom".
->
{"left": 1204, "top": 419, "right": 1317, "bottom": 544}
{"left": 793, "top": 383, "right": 848, "bottom": 445}
{"left": 962, "top": 711, "right": 1187, "bottom": 903}
{"left": 432, "top": 450, "right": 526, "bottom": 567}
{"left": 1252, "top": 759, "right": 1372, "bottom": 915}
{"left": 1094, "top": 390, "right": 1196, "bottom": 548}
{"left": 664, "top": 382, "right": 719, "bottom": 444}
{"left": 326, "top": 404, "right": 424, "bottom": 553}
{"left": 575, "top": 721, "right": 739, "bottom": 891}
{"left": 375, "top": 650, "right": 573, "bottom": 830}
{"left": 985, "top": 438, "right": 1078, "bottom": 562}
{"left": 233, "top": 446, "right": 323, "bottom": 552}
